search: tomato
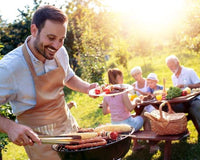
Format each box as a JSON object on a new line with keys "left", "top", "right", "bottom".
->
{"left": 109, "top": 131, "right": 119, "bottom": 140}
{"left": 181, "top": 90, "right": 187, "bottom": 96}
{"left": 104, "top": 88, "right": 111, "bottom": 94}
{"left": 95, "top": 88, "right": 101, "bottom": 94}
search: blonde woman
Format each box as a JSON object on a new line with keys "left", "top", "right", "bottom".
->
{"left": 130, "top": 66, "right": 148, "bottom": 96}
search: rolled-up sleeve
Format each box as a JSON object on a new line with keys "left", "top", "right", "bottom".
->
{"left": 57, "top": 47, "right": 75, "bottom": 83}
{"left": 0, "top": 63, "right": 16, "bottom": 105}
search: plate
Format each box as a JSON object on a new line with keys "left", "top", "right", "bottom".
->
{"left": 89, "top": 84, "right": 134, "bottom": 97}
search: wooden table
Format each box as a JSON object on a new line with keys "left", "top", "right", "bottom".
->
{"left": 134, "top": 91, "right": 200, "bottom": 115}
{"left": 131, "top": 130, "right": 190, "bottom": 160}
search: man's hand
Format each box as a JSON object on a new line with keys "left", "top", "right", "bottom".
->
{"left": 7, "top": 122, "right": 41, "bottom": 146}
{"left": 175, "top": 84, "right": 184, "bottom": 88}
{"left": 88, "top": 83, "right": 99, "bottom": 98}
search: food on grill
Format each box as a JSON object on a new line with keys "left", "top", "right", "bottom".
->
{"left": 94, "top": 124, "right": 132, "bottom": 133}
{"left": 64, "top": 137, "right": 107, "bottom": 150}
{"left": 65, "top": 132, "right": 98, "bottom": 140}
{"left": 78, "top": 128, "right": 95, "bottom": 133}
{"left": 109, "top": 131, "right": 119, "bottom": 140}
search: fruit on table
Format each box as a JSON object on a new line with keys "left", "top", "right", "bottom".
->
{"left": 183, "top": 87, "right": 191, "bottom": 94}
{"left": 181, "top": 90, "right": 187, "bottom": 96}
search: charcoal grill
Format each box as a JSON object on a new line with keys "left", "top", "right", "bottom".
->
{"left": 52, "top": 136, "right": 131, "bottom": 160}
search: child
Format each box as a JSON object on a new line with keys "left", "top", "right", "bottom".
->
{"left": 146, "top": 73, "right": 163, "bottom": 94}
{"left": 102, "top": 68, "right": 144, "bottom": 151}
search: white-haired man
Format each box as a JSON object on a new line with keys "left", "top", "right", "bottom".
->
{"left": 166, "top": 55, "right": 200, "bottom": 141}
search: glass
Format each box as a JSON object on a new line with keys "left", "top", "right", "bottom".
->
{"left": 156, "top": 94, "right": 162, "bottom": 101}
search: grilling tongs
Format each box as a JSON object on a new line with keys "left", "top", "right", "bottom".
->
{"left": 39, "top": 135, "right": 81, "bottom": 144}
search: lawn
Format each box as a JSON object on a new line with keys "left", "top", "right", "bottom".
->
{"left": 2, "top": 93, "right": 200, "bottom": 160}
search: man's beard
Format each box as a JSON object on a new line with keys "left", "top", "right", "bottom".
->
{"left": 33, "top": 36, "right": 54, "bottom": 60}
{"left": 172, "top": 66, "right": 179, "bottom": 74}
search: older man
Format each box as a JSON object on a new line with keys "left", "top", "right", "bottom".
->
{"left": 166, "top": 55, "right": 200, "bottom": 140}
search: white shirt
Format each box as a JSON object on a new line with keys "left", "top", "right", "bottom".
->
{"left": 172, "top": 66, "right": 200, "bottom": 99}
{"left": 0, "top": 36, "right": 75, "bottom": 116}
{"left": 172, "top": 66, "right": 200, "bottom": 86}
{"left": 135, "top": 80, "right": 148, "bottom": 95}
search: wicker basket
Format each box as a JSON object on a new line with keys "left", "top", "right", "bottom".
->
{"left": 144, "top": 101, "right": 187, "bottom": 135}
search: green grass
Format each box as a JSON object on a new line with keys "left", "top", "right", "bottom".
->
{"left": 2, "top": 52, "right": 200, "bottom": 159}
{"left": 2, "top": 94, "right": 200, "bottom": 160}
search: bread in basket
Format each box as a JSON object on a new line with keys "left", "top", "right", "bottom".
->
{"left": 144, "top": 101, "right": 187, "bottom": 135}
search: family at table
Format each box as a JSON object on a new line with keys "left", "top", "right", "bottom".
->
{"left": 101, "top": 54, "right": 200, "bottom": 154}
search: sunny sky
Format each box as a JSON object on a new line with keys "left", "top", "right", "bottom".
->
{"left": 0, "top": 0, "right": 66, "bottom": 23}
{"left": 0, "top": 0, "right": 186, "bottom": 37}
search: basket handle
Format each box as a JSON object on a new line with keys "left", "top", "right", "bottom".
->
{"left": 159, "top": 101, "right": 174, "bottom": 120}
{"left": 144, "top": 112, "right": 159, "bottom": 121}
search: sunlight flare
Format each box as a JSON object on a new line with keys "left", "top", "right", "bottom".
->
{"left": 105, "top": 0, "right": 186, "bottom": 34}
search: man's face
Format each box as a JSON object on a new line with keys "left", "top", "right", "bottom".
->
{"left": 167, "top": 60, "right": 179, "bottom": 74}
{"left": 32, "top": 20, "right": 67, "bottom": 61}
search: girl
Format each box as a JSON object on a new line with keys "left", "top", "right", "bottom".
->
{"left": 102, "top": 68, "right": 144, "bottom": 151}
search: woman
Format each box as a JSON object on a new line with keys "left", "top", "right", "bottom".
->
{"left": 130, "top": 66, "right": 148, "bottom": 96}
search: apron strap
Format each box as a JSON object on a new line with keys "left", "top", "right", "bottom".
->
{"left": 22, "top": 44, "right": 37, "bottom": 77}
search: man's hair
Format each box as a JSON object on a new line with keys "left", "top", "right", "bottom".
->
{"left": 32, "top": 5, "right": 68, "bottom": 32}
{"left": 108, "top": 68, "right": 123, "bottom": 84}
{"left": 165, "top": 55, "right": 179, "bottom": 64}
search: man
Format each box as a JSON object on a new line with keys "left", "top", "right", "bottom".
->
{"left": 166, "top": 55, "right": 200, "bottom": 140}
{"left": 0, "top": 5, "right": 97, "bottom": 159}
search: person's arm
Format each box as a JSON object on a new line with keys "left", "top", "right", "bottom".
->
{"left": 122, "top": 93, "right": 137, "bottom": 112}
{"left": 187, "top": 82, "right": 200, "bottom": 89}
{"left": 134, "top": 88, "right": 149, "bottom": 96}
{"left": 0, "top": 114, "right": 41, "bottom": 146}
{"left": 102, "top": 99, "right": 110, "bottom": 115}
{"left": 65, "top": 75, "right": 97, "bottom": 94}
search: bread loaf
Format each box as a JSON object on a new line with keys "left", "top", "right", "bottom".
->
{"left": 94, "top": 124, "right": 132, "bottom": 133}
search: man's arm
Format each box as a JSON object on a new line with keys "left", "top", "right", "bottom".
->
{"left": 187, "top": 82, "right": 200, "bottom": 89}
{"left": 0, "top": 114, "right": 41, "bottom": 146}
{"left": 65, "top": 75, "right": 97, "bottom": 94}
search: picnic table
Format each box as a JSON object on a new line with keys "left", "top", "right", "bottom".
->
{"left": 131, "top": 130, "right": 190, "bottom": 160}
{"left": 131, "top": 91, "right": 200, "bottom": 160}
{"left": 134, "top": 91, "right": 200, "bottom": 115}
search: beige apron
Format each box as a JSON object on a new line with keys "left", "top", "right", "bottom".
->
{"left": 17, "top": 44, "right": 78, "bottom": 160}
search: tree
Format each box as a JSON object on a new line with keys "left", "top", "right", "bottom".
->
{"left": 64, "top": 0, "right": 118, "bottom": 83}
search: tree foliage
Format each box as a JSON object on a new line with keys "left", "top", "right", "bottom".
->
{"left": 64, "top": 0, "right": 119, "bottom": 83}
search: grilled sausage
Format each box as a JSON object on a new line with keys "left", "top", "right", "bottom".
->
{"left": 64, "top": 137, "right": 107, "bottom": 149}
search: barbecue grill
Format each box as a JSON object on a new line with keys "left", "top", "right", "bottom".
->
{"left": 52, "top": 135, "right": 131, "bottom": 160}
